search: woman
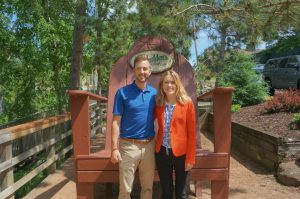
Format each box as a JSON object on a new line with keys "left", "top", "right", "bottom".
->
{"left": 155, "top": 70, "right": 196, "bottom": 199}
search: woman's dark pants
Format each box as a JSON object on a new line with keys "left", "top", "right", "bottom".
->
{"left": 155, "top": 146, "right": 189, "bottom": 199}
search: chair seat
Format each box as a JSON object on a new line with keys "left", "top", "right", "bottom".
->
{"left": 76, "top": 149, "right": 117, "bottom": 171}
{"left": 195, "top": 149, "right": 229, "bottom": 169}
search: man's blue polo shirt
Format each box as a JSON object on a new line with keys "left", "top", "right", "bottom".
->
{"left": 113, "top": 81, "right": 157, "bottom": 139}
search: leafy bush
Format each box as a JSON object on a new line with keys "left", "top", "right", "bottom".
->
{"left": 218, "top": 51, "right": 268, "bottom": 106}
{"left": 15, "top": 170, "right": 47, "bottom": 198}
{"left": 232, "top": 104, "right": 241, "bottom": 112}
{"left": 262, "top": 90, "right": 300, "bottom": 113}
{"left": 292, "top": 113, "right": 300, "bottom": 129}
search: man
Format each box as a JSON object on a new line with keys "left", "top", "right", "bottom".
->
{"left": 111, "top": 55, "right": 157, "bottom": 199}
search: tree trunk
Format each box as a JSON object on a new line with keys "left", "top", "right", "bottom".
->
{"left": 70, "top": 0, "right": 87, "bottom": 90}
{"left": 95, "top": 0, "right": 110, "bottom": 96}
{"left": 215, "top": 24, "right": 227, "bottom": 87}
{"left": 219, "top": 25, "right": 227, "bottom": 68}
{"left": 95, "top": 0, "right": 106, "bottom": 134}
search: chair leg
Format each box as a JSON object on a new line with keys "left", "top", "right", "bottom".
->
{"left": 77, "top": 182, "right": 94, "bottom": 199}
{"left": 211, "top": 180, "right": 229, "bottom": 199}
{"left": 105, "top": 183, "right": 113, "bottom": 198}
{"left": 195, "top": 181, "right": 202, "bottom": 198}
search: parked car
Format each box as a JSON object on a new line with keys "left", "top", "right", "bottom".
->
{"left": 263, "top": 55, "right": 300, "bottom": 95}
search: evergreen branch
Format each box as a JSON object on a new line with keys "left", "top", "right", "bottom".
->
{"left": 257, "top": 0, "right": 300, "bottom": 9}
{"left": 172, "top": 1, "right": 300, "bottom": 17}
{"left": 173, "top": 4, "right": 217, "bottom": 16}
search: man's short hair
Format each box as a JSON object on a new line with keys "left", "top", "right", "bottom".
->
{"left": 134, "top": 54, "right": 149, "bottom": 68}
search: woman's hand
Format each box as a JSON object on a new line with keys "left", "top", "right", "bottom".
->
{"left": 185, "top": 163, "right": 194, "bottom": 171}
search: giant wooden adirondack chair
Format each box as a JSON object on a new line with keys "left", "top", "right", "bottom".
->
{"left": 68, "top": 36, "right": 234, "bottom": 199}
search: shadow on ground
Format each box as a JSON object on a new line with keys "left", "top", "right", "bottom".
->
{"left": 33, "top": 179, "right": 69, "bottom": 199}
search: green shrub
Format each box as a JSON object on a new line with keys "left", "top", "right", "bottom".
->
{"left": 292, "top": 113, "right": 300, "bottom": 129}
{"left": 232, "top": 104, "right": 241, "bottom": 112}
{"left": 218, "top": 51, "right": 268, "bottom": 106}
{"left": 15, "top": 170, "right": 48, "bottom": 198}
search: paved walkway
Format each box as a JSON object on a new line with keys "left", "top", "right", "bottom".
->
{"left": 25, "top": 133, "right": 300, "bottom": 199}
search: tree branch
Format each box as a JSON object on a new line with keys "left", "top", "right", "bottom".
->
{"left": 257, "top": 0, "right": 300, "bottom": 9}
{"left": 172, "top": 1, "right": 300, "bottom": 17}
{"left": 173, "top": 4, "right": 217, "bottom": 16}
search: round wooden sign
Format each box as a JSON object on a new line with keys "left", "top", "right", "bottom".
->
{"left": 130, "top": 50, "right": 174, "bottom": 73}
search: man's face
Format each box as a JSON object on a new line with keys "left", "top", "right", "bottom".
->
{"left": 133, "top": 60, "right": 151, "bottom": 83}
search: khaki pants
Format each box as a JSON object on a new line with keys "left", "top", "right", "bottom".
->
{"left": 118, "top": 139, "right": 155, "bottom": 199}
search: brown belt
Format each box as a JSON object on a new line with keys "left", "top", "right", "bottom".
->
{"left": 121, "top": 137, "right": 154, "bottom": 144}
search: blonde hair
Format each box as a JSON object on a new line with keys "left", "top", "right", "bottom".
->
{"left": 156, "top": 70, "right": 191, "bottom": 106}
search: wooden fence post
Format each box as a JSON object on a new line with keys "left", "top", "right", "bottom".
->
{"left": 46, "top": 127, "right": 56, "bottom": 174}
{"left": 0, "top": 132, "right": 14, "bottom": 199}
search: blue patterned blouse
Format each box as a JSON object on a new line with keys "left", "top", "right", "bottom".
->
{"left": 162, "top": 103, "right": 176, "bottom": 149}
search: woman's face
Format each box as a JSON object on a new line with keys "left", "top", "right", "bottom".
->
{"left": 162, "top": 74, "right": 177, "bottom": 97}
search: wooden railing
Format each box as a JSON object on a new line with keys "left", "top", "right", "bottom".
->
{"left": 0, "top": 102, "right": 106, "bottom": 199}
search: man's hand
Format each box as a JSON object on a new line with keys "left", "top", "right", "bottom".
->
{"left": 185, "top": 163, "right": 193, "bottom": 171}
{"left": 111, "top": 116, "right": 121, "bottom": 164}
{"left": 111, "top": 149, "right": 122, "bottom": 164}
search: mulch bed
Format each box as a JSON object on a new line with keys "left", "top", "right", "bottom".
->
{"left": 232, "top": 103, "right": 300, "bottom": 139}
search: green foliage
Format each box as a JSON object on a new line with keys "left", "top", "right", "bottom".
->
{"left": 195, "top": 63, "right": 216, "bottom": 94}
{"left": 292, "top": 113, "right": 300, "bottom": 129}
{"left": 272, "top": 34, "right": 300, "bottom": 53}
{"left": 232, "top": 104, "right": 241, "bottom": 113}
{"left": 81, "top": 0, "right": 194, "bottom": 93}
{"left": 0, "top": 1, "right": 74, "bottom": 124}
{"left": 257, "top": 34, "right": 300, "bottom": 62}
{"left": 56, "top": 156, "right": 66, "bottom": 169}
{"left": 1, "top": 0, "right": 299, "bottom": 124}
{"left": 133, "top": 0, "right": 193, "bottom": 57}
{"left": 218, "top": 51, "right": 268, "bottom": 106}
{"left": 15, "top": 170, "right": 47, "bottom": 198}
{"left": 176, "top": 0, "right": 300, "bottom": 73}
{"left": 81, "top": 0, "right": 136, "bottom": 92}
{"left": 13, "top": 138, "right": 70, "bottom": 198}
{"left": 197, "top": 44, "right": 228, "bottom": 73}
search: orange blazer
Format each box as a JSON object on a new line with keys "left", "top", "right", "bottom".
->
{"left": 155, "top": 100, "right": 196, "bottom": 165}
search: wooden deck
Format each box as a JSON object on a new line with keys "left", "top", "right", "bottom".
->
{"left": 24, "top": 132, "right": 300, "bottom": 199}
